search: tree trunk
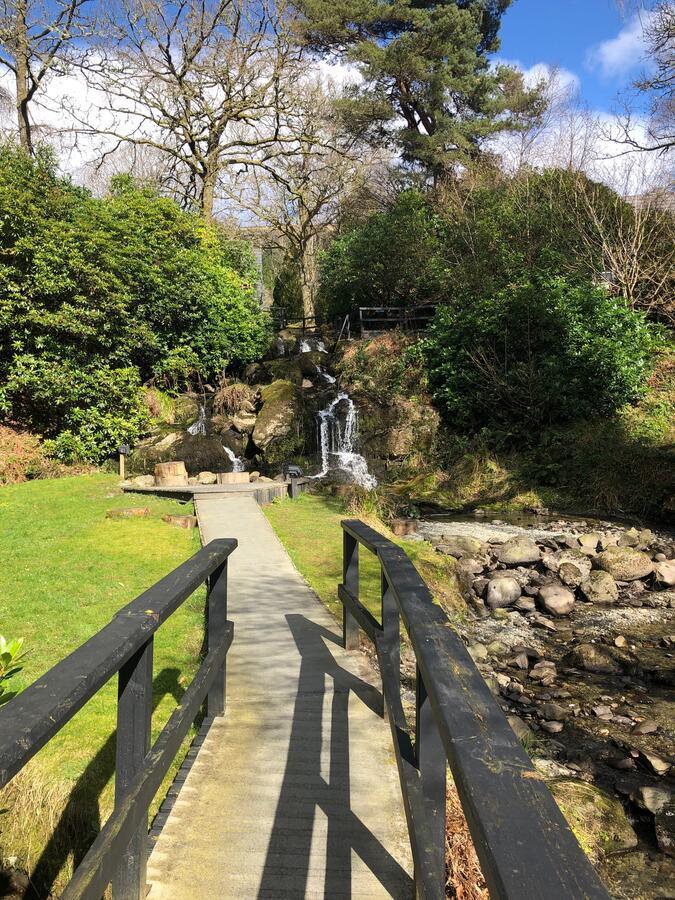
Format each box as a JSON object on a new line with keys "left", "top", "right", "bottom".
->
{"left": 201, "top": 155, "right": 219, "bottom": 220}
{"left": 15, "top": 1, "right": 33, "bottom": 155}
{"left": 298, "top": 235, "right": 318, "bottom": 321}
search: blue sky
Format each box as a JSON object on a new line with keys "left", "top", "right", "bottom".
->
{"left": 499, "top": 0, "right": 652, "bottom": 113}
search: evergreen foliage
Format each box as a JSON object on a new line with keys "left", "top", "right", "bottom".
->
{"left": 0, "top": 146, "right": 269, "bottom": 461}
{"left": 294, "top": 0, "right": 543, "bottom": 173}
{"left": 425, "top": 277, "right": 664, "bottom": 441}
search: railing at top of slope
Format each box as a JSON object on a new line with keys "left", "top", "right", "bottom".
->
{"left": 0, "top": 539, "right": 236, "bottom": 900}
{"left": 338, "top": 519, "right": 611, "bottom": 900}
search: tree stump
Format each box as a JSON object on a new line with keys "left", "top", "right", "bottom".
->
{"left": 216, "top": 472, "right": 250, "bottom": 485}
{"left": 154, "top": 461, "right": 188, "bottom": 486}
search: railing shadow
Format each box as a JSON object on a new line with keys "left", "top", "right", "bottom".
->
{"left": 26, "top": 667, "right": 186, "bottom": 899}
{"left": 257, "top": 614, "right": 413, "bottom": 900}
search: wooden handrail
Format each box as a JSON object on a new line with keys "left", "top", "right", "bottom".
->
{"left": 0, "top": 539, "right": 237, "bottom": 900}
{"left": 339, "top": 519, "right": 610, "bottom": 900}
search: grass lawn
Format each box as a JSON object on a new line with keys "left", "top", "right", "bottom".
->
{"left": 263, "top": 492, "right": 462, "bottom": 622}
{"left": 0, "top": 474, "right": 203, "bottom": 895}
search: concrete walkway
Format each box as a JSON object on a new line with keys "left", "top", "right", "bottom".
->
{"left": 146, "top": 495, "right": 413, "bottom": 899}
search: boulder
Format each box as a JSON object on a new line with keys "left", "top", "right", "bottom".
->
{"left": 557, "top": 550, "right": 592, "bottom": 587}
{"left": 231, "top": 412, "right": 257, "bottom": 434}
{"left": 297, "top": 350, "right": 325, "bottom": 377}
{"left": 549, "top": 780, "right": 638, "bottom": 859}
{"left": 577, "top": 532, "right": 601, "bottom": 553}
{"left": 496, "top": 536, "right": 541, "bottom": 566}
{"left": 595, "top": 546, "right": 654, "bottom": 582}
{"left": 486, "top": 576, "right": 521, "bottom": 609}
{"left": 538, "top": 584, "right": 575, "bottom": 617}
{"left": 436, "top": 534, "right": 485, "bottom": 558}
{"left": 655, "top": 559, "right": 675, "bottom": 587}
{"left": 132, "top": 474, "right": 155, "bottom": 487}
{"left": 563, "top": 643, "right": 639, "bottom": 675}
{"left": 197, "top": 471, "right": 217, "bottom": 485}
{"left": 252, "top": 380, "right": 300, "bottom": 453}
{"left": 618, "top": 527, "right": 640, "bottom": 547}
{"left": 580, "top": 570, "right": 619, "bottom": 604}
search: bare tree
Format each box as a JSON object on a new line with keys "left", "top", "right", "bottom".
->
{"left": 72, "top": 0, "right": 301, "bottom": 219}
{"left": 613, "top": 2, "right": 674, "bottom": 154}
{"left": 224, "top": 77, "right": 377, "bottom": 318}
{"left": 0, "top": 0, "right": 93, "bottom": 153}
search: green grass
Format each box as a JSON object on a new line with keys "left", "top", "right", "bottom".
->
{"left": 0, "top": 474, "right": 203, "bottom": 893}
{"left": 264, "top": 493, "right": 461, "bottom": 621}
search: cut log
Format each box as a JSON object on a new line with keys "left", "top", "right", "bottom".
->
{"left": 162, "top": 515, "right": 198, "bottom": 529}
{"left": 154, "top": 461, "right": 188, "bottom": 486}
{"left": 106, "top": 507, "right": 150, "bottom": 519}
{"left": 216, "top": 472, "right": 250, "bottom": 485}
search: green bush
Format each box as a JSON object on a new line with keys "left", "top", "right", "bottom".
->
{"left": 426, "top": 277, "right": 663, "bottom": 441}
{"left": 0, "top": 148, "right": 269, "bottom": 461}
{"left": 0, "top": 634, "right": 26, "bottom": 706}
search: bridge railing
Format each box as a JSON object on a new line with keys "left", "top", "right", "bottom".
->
{"left": 338, "top": 519, "right": 610, "bottom": 900}
{"left": 0, "top": 538, "right": 237, "bottom": 900}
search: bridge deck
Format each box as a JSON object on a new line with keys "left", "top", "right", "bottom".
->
{"left": 146, "top": 495, "right": 413, "bottom": 899}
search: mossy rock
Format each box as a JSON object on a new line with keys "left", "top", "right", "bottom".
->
{"left": 550, "top": 779, "right": 638, "bottom": 860}
{"left": 265, "top": 359, "right": 304, "bottom": 386}
{"left": 297, "top": 351, "right": 325, "bottom": 377}
{"left": 252, "top": 380, "right": 302, "bottom": 456}
{"left": 172, "top": 394, "right": 204, "bottom": 428}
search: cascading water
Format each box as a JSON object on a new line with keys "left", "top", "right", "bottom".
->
{"left": 313, "top": 392, "right": 377, "bottom": 489}
{"left": 223, "top": 446, "right": 246, "bottom": 473}
{"left": 187, "top": 404, "right": 207, "bottom": 436}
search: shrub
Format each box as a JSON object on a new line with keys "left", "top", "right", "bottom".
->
{"left": 0, "top": 635, "right": 26, "bottom": 706}
{"left": 0, "top": 147, "right": 269, "bottom": 460}
{"left": 426, "top": 277, "right": 663, "bottom": 441}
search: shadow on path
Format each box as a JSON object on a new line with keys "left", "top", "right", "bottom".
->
{"left": 258, "top": 615, "right": 413, "bottom": 900}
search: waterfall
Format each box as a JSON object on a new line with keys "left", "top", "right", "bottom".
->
{"left": 318, "top": 367, "right": 336, "bottom": 384}
{"left": 299, "top": 340, "right": 311, "bottom": 353}
{"left": 223, "top": 446, "right": 246, "bottom": 473}
{"left": 314, "top": 393, "right": 377, "bottom": 489}
{"left": 187, "top": 404, "right": 207, "bottom": 436}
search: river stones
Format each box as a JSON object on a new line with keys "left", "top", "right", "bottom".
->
{"left": 581, "top": 570, "right": 619, "bottom": 604}
{"left": 558, "top": 550, "right": 593, "bottom": 587}
{"left": 486, "top": 576, "right": 521, "bottom": 609}
{"left": 595, "top": 547, "right": 654, "bottom": 582}
{"left": 496, "top": 536, "right": 541, "bottom": 565}
{"left": 436, "top": 534, "right": 486, "bottom": 558}
{"left": 538, "top": 584, "right": 575, "bottom": 616}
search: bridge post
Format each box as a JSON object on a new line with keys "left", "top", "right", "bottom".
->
{"left": 415, "top": 666, "right": 446, "bottom": 896}
{"left": 342, "top": 531, "right": 360, "bottom": 650}
{"left": 113, "top": 638, "right": 153, "bottom": 900}
{"left": 290, "top": 477, "right": 299, "bottom": 500}
{"left": 207, "top": 560, "right": 229, "bottom": 717}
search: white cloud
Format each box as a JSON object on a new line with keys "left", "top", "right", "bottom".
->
{"left": 587, "top": 12, "right": 653, "bottom": 78}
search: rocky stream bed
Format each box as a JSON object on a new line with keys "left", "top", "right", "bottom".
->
{"left": 408, "top": 515, "right": 675, "bottom": 898}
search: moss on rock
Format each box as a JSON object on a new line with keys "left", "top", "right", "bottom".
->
{"left": 550, "top": 779, "right": 638, "bottom": 860}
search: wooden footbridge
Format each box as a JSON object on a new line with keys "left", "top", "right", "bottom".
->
{"left": 0, "top": 494, "right": 611, "bottom": 899}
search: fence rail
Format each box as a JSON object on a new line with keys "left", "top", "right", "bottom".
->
{"left": 0, "top": 538, "right": 237, "bottom": 900}
{"left": 338, "top": 519, "right": 610, "bottom": 900}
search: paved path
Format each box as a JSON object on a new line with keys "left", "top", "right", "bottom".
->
{"left": 147, "top": 495, "right": 413, "bottom": 899}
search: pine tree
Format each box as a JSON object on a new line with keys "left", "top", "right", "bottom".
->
{"left": 295, "top": 0, "right": 544, "bottom": 176}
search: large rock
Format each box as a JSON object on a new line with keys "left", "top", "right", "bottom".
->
{"left": 486, "top": 576, "right": 521, "bottom": 609}
{"left": 563, "top": 643, "right": 639, "bottom": 675}
{"left": 580, "top": 570, "right": 619, "bottom": 604}
{"left": 595, "top": 546, "right": 654, "bottom": 582}
{"left": 496, "top": 536, "right": 541, "bottom": 566}
{"left": 231, "top": 412, "right": 257, "bottom": 434}
{"left": 557, "top": 550, "right": 592, "bottom": 587}
{"left": 252, "top": 380, "right": 301, "bottom": 455}
{"left": 538, "top": 584, "right": 575, "bottom": 616}
{"left": 197, "top": 471, "right": 217, "bottom": 485}
{"left": 654, "top": 559, "right": 675, "bottom": 587}
{"left": 549, "top": 780, "right": 638, "bottom": 859}
{"left": 436, "top": 534, "right": 485, "bottom": 558}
